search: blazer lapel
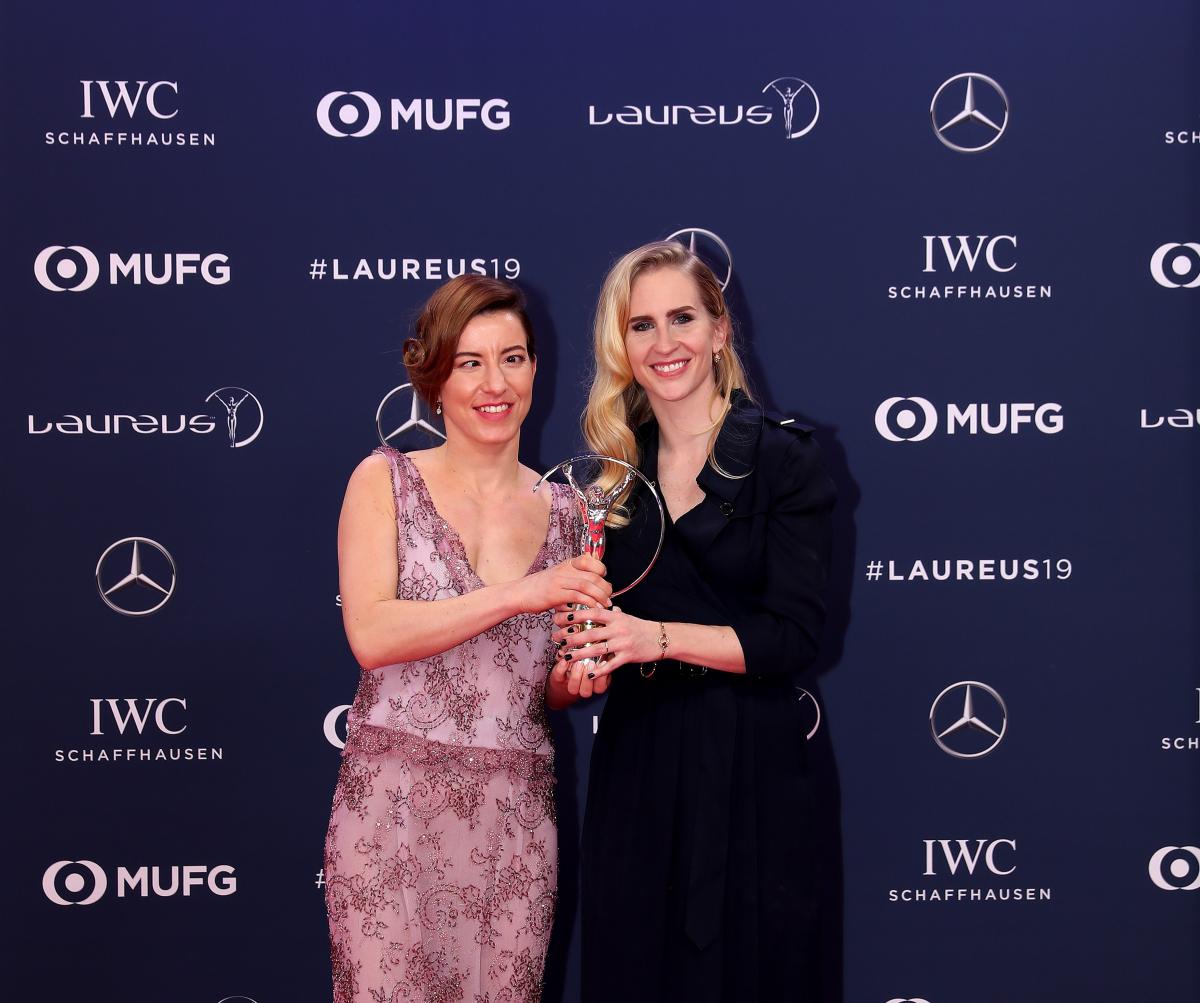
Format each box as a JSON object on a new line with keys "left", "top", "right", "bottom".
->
{"left": 676, "top": 391, "right": 763, "bottom": 554}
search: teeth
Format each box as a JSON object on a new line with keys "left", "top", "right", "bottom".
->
{"left": 477, "top": 404, "right": 511, "bottom": 413}
{"left": 653, "top": 361, "right": 687, "bottom": 373}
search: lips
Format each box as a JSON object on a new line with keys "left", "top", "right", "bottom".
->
{"left": 473, "top": 401, "right": 514, "bottom": 420}
{"left": 649, "top": 358, "right": 690, "bottom": 377}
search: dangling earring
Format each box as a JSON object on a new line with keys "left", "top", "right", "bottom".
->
{"left": 714, "top": 351, "right": 722, "bottom": 364}
{"left": 435, "top": 400, "right": 442, "bottom": 415}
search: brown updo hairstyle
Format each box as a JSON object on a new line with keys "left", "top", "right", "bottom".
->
{"left": 403, "top": 275, "right": 536, "bottom": 407}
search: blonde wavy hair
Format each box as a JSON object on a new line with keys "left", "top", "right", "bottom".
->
{"left": 582, "top": 240, "right": 752, "bottom": 523}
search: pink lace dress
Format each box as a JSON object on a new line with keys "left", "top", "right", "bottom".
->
{"left": 325, "top": 448, "right": 579, "bottom": 1003}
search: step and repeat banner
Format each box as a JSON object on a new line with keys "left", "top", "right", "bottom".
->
{"left": 4, "top": 1, "right": 1198, "bottom": 1001}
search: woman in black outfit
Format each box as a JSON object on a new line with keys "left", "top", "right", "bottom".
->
{"left": 546, "top": 240, "right": 836, "bottom": 1002}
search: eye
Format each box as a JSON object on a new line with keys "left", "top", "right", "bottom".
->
{"left": 459, "top": 359, "right": 481, "bottom": 369}
{"left": 630, "top": 321, "right": 654, "bottom": 333}
{"left": 504, "top": 353, "right": 527, "bottom": 365}
{"left": 672, "top": 312, "right": 694, "bottom": 325}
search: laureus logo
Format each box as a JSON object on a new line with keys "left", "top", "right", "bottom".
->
{"left": 205, "top": 387, "right": 264, "bottom": 448}
{"left": 761, "top": 77, "right": 819, "bottom": 138}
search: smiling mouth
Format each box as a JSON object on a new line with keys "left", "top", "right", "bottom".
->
{"left": 650, "top": 359, "right": 689, "bottom": 375}
{"left": 474, "top": 402, "right": 513, "bottom": 414}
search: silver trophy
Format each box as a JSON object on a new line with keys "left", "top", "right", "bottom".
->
{"left": 534, "top": 454, "right": 666, "bottom": 664}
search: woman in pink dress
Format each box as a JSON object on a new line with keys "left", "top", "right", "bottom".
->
{"left": 325, "top": 275, "right": 610, "bottom": 1003}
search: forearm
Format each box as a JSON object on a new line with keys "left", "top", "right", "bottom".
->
{"left": 345, "top": 584, "right": 523, "bottom": 669}
{"left": 662, "top": 622, "right": 746, "bottom": 674}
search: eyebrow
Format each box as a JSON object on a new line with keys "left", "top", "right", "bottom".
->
{"left": 453, "top": 344, "right": 528, "bottom": 358}
{"left": 627, "top": 305, "right": 696, "bottom": 324}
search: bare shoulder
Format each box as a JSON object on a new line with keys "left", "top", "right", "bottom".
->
{"left": 404, "top": 446, "right": 443, "bottom": 477}
{"left": 343, "top": 451, "right": 396, "bottom": 513}
{"left": 519, "top": 462, "right": 555, "bottom": 505}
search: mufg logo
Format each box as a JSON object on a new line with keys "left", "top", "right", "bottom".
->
{"left": 42, "top": 860, "right": 237, "bottom": 904}
{"left": 316, "top": 91, "right": 510, "bottom": 137}
{"left": 34, "top": 245, "right": 230, "bottom": 291}
{"left": 1150, "top": 242, "right": 1200, "bottom": 288}
{"left": 875, "top": 397, "right": 1063, "bottom": 441}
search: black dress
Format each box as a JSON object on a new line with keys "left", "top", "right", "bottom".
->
{"left": 580, "top": 391, "right": 836, "bottom": 1003}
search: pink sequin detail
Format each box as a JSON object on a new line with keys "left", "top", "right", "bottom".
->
{"left": 325, "top": 448, "right": 578, "bottom": 1003}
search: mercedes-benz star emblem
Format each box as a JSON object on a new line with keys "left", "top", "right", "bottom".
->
{"left": 376, "top": 383, "right": 445, "bottom": 447}
{"left": 930, "top": 73, "right": 1009, "bottom": 153}
{"left": 95, "top": 537, "right": 177, "bottom": 617}
{"left": 667, "top": 227, "right": 733, "bottom": 291}
{"left": 929, "top": 680, "right": 1008, "bottom": 759}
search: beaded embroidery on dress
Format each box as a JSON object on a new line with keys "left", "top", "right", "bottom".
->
{"left": 325, "top": 447, "right": 578, "bottom": 1003}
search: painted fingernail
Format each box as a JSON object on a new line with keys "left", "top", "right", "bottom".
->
{"left": 567, "top": 613, "right": 575, "bottom": 622}
{"left": 587, "top": 671, "right": 596, "bottom": 680}
{"left": 564, "top": 653, "right": 572, "bottom": 661}
{"left": 556, "top": 640, "right": 565, "bottom": 649}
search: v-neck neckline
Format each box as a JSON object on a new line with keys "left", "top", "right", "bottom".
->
{"left": 398, "top": 450, "right": 555, "bottom": 592}
{"left": 644, "top": 433, "right": 706, "bottom": 526}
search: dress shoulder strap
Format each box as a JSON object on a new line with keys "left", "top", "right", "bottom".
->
{"left": 372, "top": 445, "right": 410, "bottom": 521}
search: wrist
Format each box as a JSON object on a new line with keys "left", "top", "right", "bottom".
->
{"left": 654, "top": 620, "right": 671, "bottom": 661}
{"left": 494, "top": 579, "right": 528, "bottom": 620}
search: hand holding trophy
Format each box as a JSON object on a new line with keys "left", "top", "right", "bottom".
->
{"left": 534, "top": 455, "right": 666, "bottom": 672}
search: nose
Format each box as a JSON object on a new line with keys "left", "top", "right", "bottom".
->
{"left": 652, "top": 319, "right": 676, "bottom": 354}
{"left": 481, "top": 359, "right": 508, "bottom": 394}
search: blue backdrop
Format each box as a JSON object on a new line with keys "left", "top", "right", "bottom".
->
{"left": 5, "top": 1, "right": 1198, "bottom": 1001}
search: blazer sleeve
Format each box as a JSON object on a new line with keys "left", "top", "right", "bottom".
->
{"left": 729, "top": 433, "right": 835, "bottom": 678}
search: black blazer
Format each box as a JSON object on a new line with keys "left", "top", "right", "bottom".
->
{"left": 607, "top": 388, "right": 836, "bottom": 680}
{"left": 582, "top": 391, "right": 836, "bottom": 999}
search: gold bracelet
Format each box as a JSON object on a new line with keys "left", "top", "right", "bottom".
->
{"left": 657, "top": 621, "right": 670, "bottom": 658}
